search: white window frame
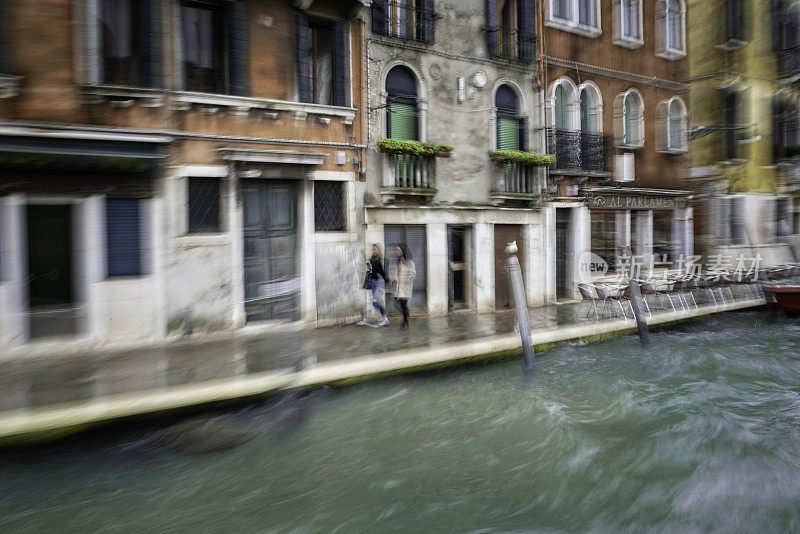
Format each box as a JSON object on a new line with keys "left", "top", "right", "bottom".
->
{"left": 656, "top": 96, "right": 688, "bottom": 154}
{"left": 613, "top": 0, "right": 643, "bottom": 49}
{"left": 577, "top": 81, "right": 603, "bottom": 133}
{"left": 547, "top": 76, "right": 579, "bottom": 130}
{"left": 546, "top": 0, "right": 602, "bottom": 38}
{"left": 615, "top": 89, "right": 644, "bottom": 149}
{"left": 656, "top": 0, "right": 686, "bottom": 60}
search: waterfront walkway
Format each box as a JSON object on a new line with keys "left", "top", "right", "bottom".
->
{"left": 0, "top": 297, "right": 766, "bottom": 445}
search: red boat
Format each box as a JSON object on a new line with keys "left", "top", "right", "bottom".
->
{"left": 763, "top": 284, "right": 800, "bottom": 314}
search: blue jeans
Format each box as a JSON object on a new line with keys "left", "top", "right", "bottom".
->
{"left": 371, "top": 279, "right": 386, "bottom": 316}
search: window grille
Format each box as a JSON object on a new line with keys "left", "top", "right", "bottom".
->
{"left": 188, "top": 177, "right": 221, "bottom": 233}
{"left": 314, "top": 181, "right": 345, "bottom": 232}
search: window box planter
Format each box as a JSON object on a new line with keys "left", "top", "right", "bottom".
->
{"left": 490, "top": 150, "right": 556, "bottom": 166}
{"left": 377, "top": 138, "right": 454, "bottom": 158}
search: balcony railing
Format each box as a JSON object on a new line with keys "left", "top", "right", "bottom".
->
{"left": 779, "top": 47, "right": 800, "bottom": 78}
{"left": 380, "top": 152, "right": 436, "bottom": 201}
{"left": 546, "top": 128, "right": 614, "bottom": 175}
{"left": 487, "top": 27, "right": 536, "bottom": 63}
{"left": 491, "top": 161, "right": 541, "bottom": 200}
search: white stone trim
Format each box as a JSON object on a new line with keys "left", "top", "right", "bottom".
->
{"left": 173, "top": 92, "right": 357, "bottom": 123}
{"left": 82, "top": 85, "right": 164, "bottom": 107}
{"left": 309, "top": 170, "right": 353, "bottom": 181}
{"left": 169, "top": 164, "right": 230, "bottom": 178}
{"left": 0, "top": 125, "right": 170, "bottom": 144}
{"left": 218, "top": 148, "right": 327, "bottom": 165}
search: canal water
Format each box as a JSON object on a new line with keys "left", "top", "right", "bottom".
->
{"left": 2, "top": 311, "right": 800, "bottom": 533}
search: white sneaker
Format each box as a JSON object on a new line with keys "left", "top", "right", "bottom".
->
{"left": 377, "top": 317, "right": 390, "bottom": 327}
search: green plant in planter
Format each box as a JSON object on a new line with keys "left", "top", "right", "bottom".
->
{"left": 490, "top": 150, "right": 556, "bottom": 166}
{"left": 377, "top": 138, "right": 454, "bottom": 157}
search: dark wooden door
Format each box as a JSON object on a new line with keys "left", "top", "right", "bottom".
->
{"left": 27, "top": 204, "right": 73, "bottom": 307}
{"left": 242, "top": 180, "right": 298, "bottom": 322}
{"left": 494, "top": 224, "right": 523, "bottom": 308}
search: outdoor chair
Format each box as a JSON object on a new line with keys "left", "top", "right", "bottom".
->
{"left": 640, "top": 280, "right": 678, "bottom": 313}
{"left": 592, "top": 283, "right": 633, "bottom": 320}
{"left": 576, "top": 284, "right": 601, "bottom": 321}
{"left": 671, "top": 277, "right": 698, "bottom": 310}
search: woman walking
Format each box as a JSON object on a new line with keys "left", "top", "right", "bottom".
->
{"left": 368, "top": 244, "right": 389, "bottom": 326}
{"left": 394, "top": 244, "right": 416, "bottom": 331}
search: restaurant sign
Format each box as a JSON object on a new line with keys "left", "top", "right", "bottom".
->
{"left": 587, "top": 194, "right": 688, "bottom": 210}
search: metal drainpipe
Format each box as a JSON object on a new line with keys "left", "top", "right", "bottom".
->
{"left": 363, "top": 13, "right": 371, "bottom": 178}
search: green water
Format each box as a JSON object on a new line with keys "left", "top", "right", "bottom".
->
{"left": 2, "top": 312, "right": 800, "bottom": 533}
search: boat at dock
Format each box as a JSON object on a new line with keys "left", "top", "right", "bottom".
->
{"left": 762, "top": 284, "right": 800, "bottom": 314}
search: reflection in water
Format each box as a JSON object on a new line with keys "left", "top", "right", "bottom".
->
{"left": 2, "top": 312, "right": 800, "bottom": 532}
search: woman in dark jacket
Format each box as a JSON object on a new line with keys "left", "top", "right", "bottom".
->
{"left": 369, "top": 243, "right": 389, "bottom": 326}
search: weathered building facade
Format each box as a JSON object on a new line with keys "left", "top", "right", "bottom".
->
{"left": 687, "top": 0, "right": 800, "bottom": 265}
{"left": 0, "top": 0, "right": 367, "bottom": 347}
{"left": 364, "top": 0, "right": 550, "bottom": 316}
{"left": 542, "top": 0, "right": 693, "bottom": 296}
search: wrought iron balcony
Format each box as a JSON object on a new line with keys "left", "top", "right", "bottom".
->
{"left": 380, "top": 152, "right": 437, "bottom": 202}
{"left": 487, "top": 27, "right": 536, "bottom": 63}
{"left": 546, "top": 128, "right": 614, "bottom": 175}
{"left": 490, "top": 161, "right": 542, "bottom": 202}
{"left": 779, "top": 47, "right": 800, "bottom": 78}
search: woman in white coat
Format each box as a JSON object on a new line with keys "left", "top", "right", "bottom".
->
{"left": 394, "top": 244, "right": 416, "bottom": 330}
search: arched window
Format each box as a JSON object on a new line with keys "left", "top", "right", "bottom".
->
{"left": 656, "top": 0, "right": 686, "bottom": 60}
{"left": 386, "top": 65, "right": 418, "bottom": 140}
{"left": 656, "top": 97, "right": 687, "bottom": 153}
{"left": 495, "top": 84, "right": 526, "bottom": 150}
{"left": 550, "top": 78, "right": 578, "bottom": 130}
{"left": 615, "top": 89, "right": 644, "bottom": 147}
{"left": 579, "top": 84, "right": 602, "bottom": 133}
{"left": 667, "top": 98, "right": 687, "bottom": 151}
{"left": 555, "top": 85, "right": 570, "bottom": 130}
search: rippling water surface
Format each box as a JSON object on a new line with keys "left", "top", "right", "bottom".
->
{"left": 2, "top": 311, "right": 800, "bottom": 533}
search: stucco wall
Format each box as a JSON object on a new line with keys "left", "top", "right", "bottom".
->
{"left": 365, "top": 0, "right": 544, "bottom": 205}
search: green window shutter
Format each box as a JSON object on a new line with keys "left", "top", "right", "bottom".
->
{"left": 332, "top": 21, "right": 348, "bottom": 107}
{"left": 296, "top": 13, "right": 312, "bottom": 103}
{"left": 227, "top": 1, "right": 249, "bottom": 96}
{"left": 498, "top": 117, "right": 520, "bottom": 150}
{"left": 136, "top": 0, "right": 162, "bottom": 88}
{"left": 389, "top": 102, "right": 417, "bottom": 140}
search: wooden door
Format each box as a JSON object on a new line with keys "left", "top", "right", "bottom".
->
{"left": 242, "top": 180, "right": 299, "bottom": 322}
{"left": 494, "top": 224, "right": 523, "bottom": 308}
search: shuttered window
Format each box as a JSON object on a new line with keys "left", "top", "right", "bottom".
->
{"left": 180, "top": 0, "right": 248, "bottom": 95}
{"left": 296, "top": 14, "right": 348, "bottom": 106}
{"left": 96, "top": 0, "right": 161, "bottom": 87}
{"left": 498, "top": 118, "right": 520, "bottom": 150}
{"left": 106, "top": 198, "right": 144, "bottom": 278}
{"left": 371, "top": 0, "right": 435, "bottom": 42}
{"left": 388, "top": 102, "right": 417, "bottom": 140}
